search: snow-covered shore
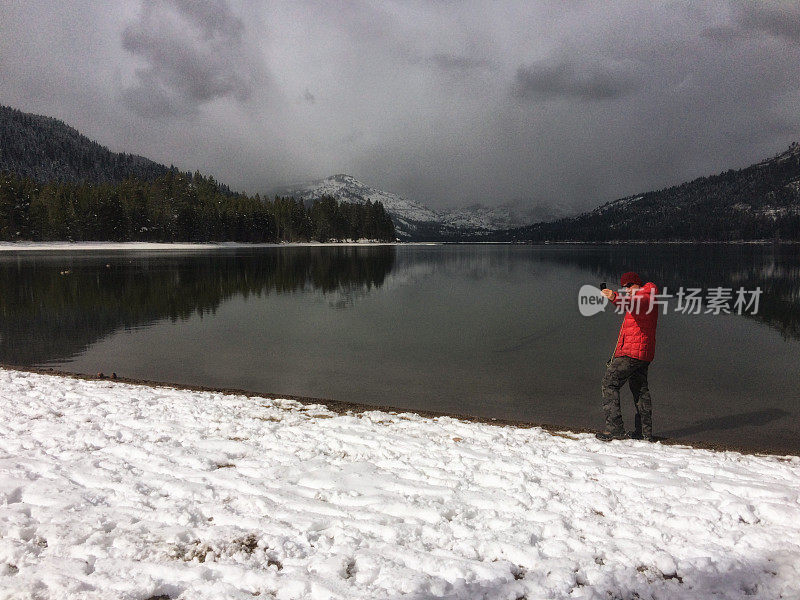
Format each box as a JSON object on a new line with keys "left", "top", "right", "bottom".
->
{"left": 0, "top": 241, "right": 405, "bottom": 252}
{"left": 1, "top": 369, "right": 799, "bottom": 599}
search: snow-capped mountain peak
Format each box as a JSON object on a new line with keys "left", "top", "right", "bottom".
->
{"left": 278, "top": 175, "right": 440, "bottom": 239}
{"left": 277, "top": 175, "right": 557, "bottom": 240}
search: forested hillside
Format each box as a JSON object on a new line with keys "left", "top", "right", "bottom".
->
{"left": 0, "top": 171, "right": 396, "bottom": 242}
{"left": 0, "top": 105, "right": 395, "bottom": 242}
{"left": 0, "top": 105, "right": 170, "bottom": 184}
{"left": 499, "top": 144, "right": 800, "bottom": 242}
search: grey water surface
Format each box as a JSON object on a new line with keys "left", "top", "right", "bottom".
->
{"left": 2, "top": 244, "right": 798, "bottom": 454}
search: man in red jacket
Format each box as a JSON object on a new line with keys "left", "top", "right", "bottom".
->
{"left": 597, "top": 272, "right": 658, "bottom": 441}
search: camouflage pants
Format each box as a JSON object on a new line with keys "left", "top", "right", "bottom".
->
{"left": 601, "top": 356, "right": 652, "bottom": 436}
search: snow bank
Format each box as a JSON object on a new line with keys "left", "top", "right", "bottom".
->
{"left": 0, "top": 242, "right": 400, "bottom": 252}
{"left": 1, "top": 369, "right": 799, "bottom": 599}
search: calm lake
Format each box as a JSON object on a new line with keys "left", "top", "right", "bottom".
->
{"left": 2, "top": 244, "right": 799, "bottom": 454}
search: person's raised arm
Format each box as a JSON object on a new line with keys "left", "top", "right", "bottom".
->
{"left": 601, "top": 288, "right": 623, "bottom": 306}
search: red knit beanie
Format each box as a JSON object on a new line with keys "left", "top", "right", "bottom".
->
{"left": 620, "top": 271, "right": 643, "bottom": 286}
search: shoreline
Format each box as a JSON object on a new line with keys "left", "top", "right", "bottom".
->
{"left": 0, "top": 239, "right": 797, "bottom": 251}
{"left": 0, "top": 241, "right": 410, "bottom": 252}
{"left": 6, "top": 364, "right": 797, "bottom": 458}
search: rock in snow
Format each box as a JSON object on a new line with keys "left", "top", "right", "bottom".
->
{"left": 1, "top": 368, "right": 799, "bottom": 599}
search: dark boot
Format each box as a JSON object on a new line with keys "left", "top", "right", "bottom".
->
{"left": 596, "top": 431, "right": 627, "bottom": 441}
{"left": 627, "top": 430, "right": 655, "bottom": 442}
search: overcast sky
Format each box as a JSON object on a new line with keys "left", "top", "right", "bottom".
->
{"left": 2, "top": 1, "right": 799, "bottom": 211}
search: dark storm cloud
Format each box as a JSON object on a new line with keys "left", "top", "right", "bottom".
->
{"left": 164, "top": 0, "right": 244, "bottom": 38}
{"left": 737, "top": 2, "right": 800, "bottom": 44}
{"left": 704, "top": 2, "right": 800, "bottom": 44}
{"left": 121, "top": 0, "right": 265, "bottom": 118}
{"left": 511, "top": 58, "right": 642, "bottom": 102}
{"left": 2, "top": 1, "right": 799, "bottom": 212}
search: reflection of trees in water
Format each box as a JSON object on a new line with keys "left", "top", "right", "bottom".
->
{"left": 392, "top": 245, "right": 549, "bottom": 280}
{"left": 0, "top": 246, "right": 396, "bottom": 365}
{"left": 393, "top": 244, "right": 800, "bottom": 341}
{"left": 3, "top": 243, "right": 796, "bottom": 367}
{"left": 534, "top": 244, "right": 800, "bottom": 341}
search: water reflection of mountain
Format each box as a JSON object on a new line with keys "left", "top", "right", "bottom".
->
{"left": 0, "top": 246, "right": 396, "bottom": 365}
{"left": 392, "top": 244, "right": 800, "bottom": 341}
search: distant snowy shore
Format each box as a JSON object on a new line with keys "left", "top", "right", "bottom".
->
{"left": 1, "top": 369, "right": 799, "bottom": 599}
{"left": 1, "top": 240, "right": 793, "bottom": 251}
{"left": 0, "top": 241, "right": 409, "bottom": 252}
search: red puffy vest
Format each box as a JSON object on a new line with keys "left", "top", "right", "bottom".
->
{"left": 611, "top": 282, "right": 659, "bottom": 362}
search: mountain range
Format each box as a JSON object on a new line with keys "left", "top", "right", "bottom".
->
{"left": 497, "top": 143, "right": 800, "bottom": 243}
{"left": 276, "top": 175, "right": 566, "bottom": 240}
{"left": 2, "top": 104, "right": 799, "bottom": 242}
{"left": 278, "top": 147, "right": 800, "bottom": 242}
